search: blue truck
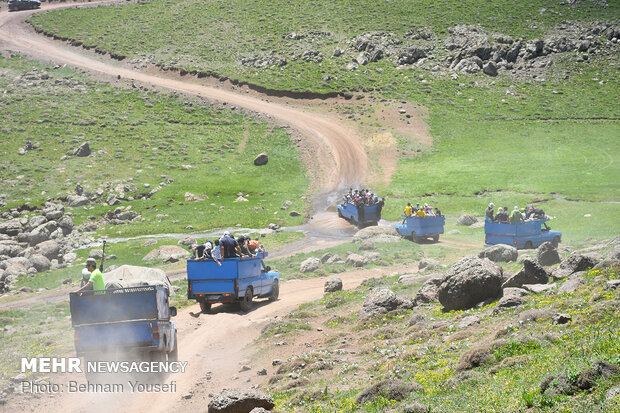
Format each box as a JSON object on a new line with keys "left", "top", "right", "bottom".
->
{"left": 396, "top": 215, "right": 445, "bottom": 242}
{"left": 187, "top": 252, "right": 279, "bottom": 312}
{"left": 69, "top": 286, "right": 178, "bottom": 365}
{"left": 337, "top": 202, "right": 383, "bottom": 226}
{"left": 484, "top": 218, "right": 562, "bottom": 249}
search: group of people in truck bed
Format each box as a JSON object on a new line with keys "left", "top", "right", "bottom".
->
{"left": 485, "top": 203, "right": 546, "bottom": 223}
{"left": 404, "top": 202, "right": 441, "bottom": 218}
{"left": 191, "top": 232, "right": 265, "bottom": 265}
{"left": 342, "top": 188, "right": 382, "bottom": 207}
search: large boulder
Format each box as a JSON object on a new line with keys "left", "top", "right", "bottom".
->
{"left": 28, "top": 254, "right": 51, "bottom": 272}
{"left": 67, "top": 195, "right": 89, "bottom": 207}
{"left": 253, "top": 152, "right": 269, "bottom": 166}
{"left": 0, "top": 240, "right": 24, "bottom": 258}
{"left": 207, "top": 388, "right": 274, "bottom": 413}
{"left": 552, "top": 253, "right": 597, "bottom": 280}
{"left": 28, "top": 215, "right": 47, "bottom": 230}
{"left": 593, "top": 246, "right": 620, "bottom": 270}
{"left": 345, "top": 253, "right": 367, "bottom": 267}
{"left": 438, "top": 256, "right": 503, "bottom": 311}
{"left": 414, "top": 275, "right": 443, "bottom": 305}
{"left": 0, "top": 219, "right": 23, "bottom": 236}
{"left": 72, "top": 142, "right": 91, "bottom": 157}
{"left": 33, "top": 240, "right": 60, "bottom": 260}
{"left": 537, "top": 242, "right": 561, "bottom": 266}
{"left": 557, "top": 272, "right": 587, "bottom": 294}
{"left": 502, "top": 258, "right": 549, "bottom": 288}
{"left": 324, "top": 277, "right": 343, "bottom": 293}
{"left": 456, "top": 214, "right": 478, "bottom": 226}
{"left": 362, "top": 288, "right": 414, "bottom": 315}
{"left": 478, "top": 244, "right": 518, "bottom": 262}
{"left": 28, "top": 224, "right": 50, "bottom": 246}
{"left": 142, "top": 245, "right": 190, "bottom": 261}
{"left": 353, "top": 226, "right": 400, "bottom": 243}
{"left": 300, "top": 257, "right": 320, "bottom": 273}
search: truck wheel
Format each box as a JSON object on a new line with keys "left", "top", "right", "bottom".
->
{"left": 269, "top": 280, "right": 279, "bottom": 302}
{"left": 199, "top": 301, "right": 211, "bottom": 313}
{"left": 432, "top": 234, "right": 439, "bottom": 242}
{"left": 151, "top": 350, "right": 166, "bottom": 362}
{"left": 525, "top": 241, "right": 533, "bottom": 250}
{"left": 168, "top": 332, "right": 179, "bottom": 362}
{"left": 338, "top": 209, "right": 343, "bottom": 218}
{"left": 239, "top": 287, "right": 253, "bottom": 312}
{"left": 552, "top": 236, "right": 560, "bottom": 247}
{"left": 411, "top": 231, "right": 418, "bottom": 243}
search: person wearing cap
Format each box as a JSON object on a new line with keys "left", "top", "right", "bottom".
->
{"left": 414, "top": 202, "right": 421, "bottom": 213}
{"left": 510, "top": 206, "right": 524, "bottom": 223}
{"left": 76, "top": 258, "right": 104, "bottom": 292}
{"left": 485, "top": 203, "right": 495, "bottom": 221}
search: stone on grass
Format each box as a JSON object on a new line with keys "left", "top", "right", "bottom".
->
{"left": 502, "top": 258, "right": 548, "bottom": 288}
{"left": 207, "top": 388, "right": 274, "bottom": 413}
{"left": 356, "top": 379, "right": 421, "bottom": 404}
{"left": 300, "top": 257, "right": 320, "bottom": 273}
{"left": 438, "top": 256, "right": 503, "bottom": 311}
{"left": 324, "top": 277, "right": 342, "bottom": 293}
{"left": 352, "top": 226, "right": 400, "bottom": 243}
{"left": 346, "top": 253, "right": 367, "bottom": 267}
{"left": 537, "top": 242, "right": 561, "bottom": 266}
{"left": 478, "top": 244, "right": 517, "bottom": 262}
{"left": 414, "top": 275, "right": 443, "bottom": 305}
{"left": 557, "top": 272, "right": 587, "bottom": 293}
{"left": 456, "top": 214, "right": 478, "bottom": 226}
{"left": 143, "top": 245, "right": 190, "bottom": 261}
{"left": 72, "top": 142, "right": 91, "bottom": 157}
{"left": 253, "top": 153, "right": 269, "bottom": 166}
{"left": 418, "top": 258, "right": 440, "bottom": 271}
{"left": 552, "top": 253, "right": 598, "bottom": 279}
{"left": 522, "top": 283, "right": 556, "bottom": 294}
{"left": 362, "top": 288, "right": 414, "bottom": 315}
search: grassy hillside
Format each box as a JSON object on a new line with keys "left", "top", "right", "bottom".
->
{"left": 28, "top": 0, "right": 620, "bottom": 244}
{"left": 0, "top": 55, "right": 309, "bottom": 235}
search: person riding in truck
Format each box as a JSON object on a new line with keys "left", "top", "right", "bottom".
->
{"left": 76, "top": 258, "right": 104, "bottom": 292}
{"left": 509, "top": 206, "right": 524, "bottom": 223}
{"left": 404, "top": 203, "right": 413, "bottom": 217}
{"left": 220, "top": 231, "right": 244, "bottom": 259}
{"left": 485, "top": 203, "right": 495, "bottom": 221}
{"left": 211, "top": 239, "right": 223, "bottom": 266}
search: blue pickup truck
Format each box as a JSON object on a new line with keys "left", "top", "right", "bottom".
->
{"left": 484, "top": 218, "right": 562, "bottom": 249}
{"left": 187, "top": 252, "right": 279, "bottom": 312}
{"left": 396, "top": 215, "right": 445, "bottom": 242}
{"left": 69, "top": 286, "right": 178, "bottom": 365}
{"left": 337, "top": 202, "right": 383, "bottom": 226}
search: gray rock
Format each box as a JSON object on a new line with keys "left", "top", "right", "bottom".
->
{"left": 606, "top": 386, "right": 620, "bottom": 401}
{"left": 254, "top": 152, "right": 269, "bottom": 166}
{"left": 0, "top": 219, "right": 23, "bottom": 236}
{"left": 502, "top": 258, "right": 549, "bottom": 288}
{"left": 493, "top": 295, "right": 526, "bottom": 313}
{"left": 479, "top": 244, "right": 517, "bottom": 262}
{"left": 28, "top": 215, "right": 47, "bottom": 229}
{"left": 324, "top": 277, "right": 343, "bottom": 293}
{"left": 72, "top": 142, "right": 91, "bottom": 157}
{"left": 143, "top": 245, "right": 190, "bottom": 261}
{"left": 398, "top": 274, "right": 419, "bottom": 284}
{"left": 29, "top": 254, "right": 51, "bottom": 272}
{"left": 503, "top": 287, "right": 528, "bottom": 297}
{"left": 117, "top": 211, "right": 138, "bottom": 221}
{"left": 457, "top": 315, "right": 481, "bottom": 329}
{"left": 605, "top": 280, "right": 620, "bottom": 290}
{"left": 537, "top": 242, "right": 561, "bottom": 266}
{"left": 414, "top": 275, "right": 443, "bottom": 305}
{"left": 483, "top": 61, "right": 498, "bottom": 76}
{"left": 320, "top": 252, "right": 335, "bottom": 264}
{"left": 456, "top": 214, "right": 478, "bottom": 226}
{"left": 557, "top": 273, "right": 586, "bottom": 294}
{"left": 454, "top": 58, "right": 482, "bottom": 73}
{"left": 289, "top": 211, "right": 300, "bottom": 217}
{"left": 552, "top": 313, "right": 571, "bottom": 325}
{"left": 207, "top": 388, "right": 275, "bottom": 413}
{"left": 89, "top": 249, "right": 104, "bottom": 260}
{"left": 362, "top": 288, "right": 414, "bottom": 315}
{"left": 300, "top": 257, "right": 321, "bottom": 273}
{"left": 346, "top": 253, "right": 367, "bottom": 267}
{"left": 353, "top": 226, "right": 400, "bottom": 243}
{"left": 67, "top": 195, "right": 89, "bottom": 207}
{"left": 363, "top": 252, "right": 382, "bottom": 263}
{"left": 553, "top": 253, "right": 597, "bottom": 279}
{"left": 522, "top": 283, "right": 556, "bottom": 294}
{"left": 356, "top": 379, "right": 419, "bottom": 404}
{"left": 33, "top": 240, "right": 59, "bottom": 260}
{"left": 178, "top": 237, "right": 197, "bottom": 248}
{"left": 418, "top": 258, "right": 440, "bottom": 271}
{"left": 438, "top": 255, "right": 503, "bottom": 311}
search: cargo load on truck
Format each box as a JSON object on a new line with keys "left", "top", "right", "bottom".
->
{"left": 104, "top": 264, "right": 173, "bottom": 294}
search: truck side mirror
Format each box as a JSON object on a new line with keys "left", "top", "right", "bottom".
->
{"left": 169, "top": 306, "right": 177, "bottom": 317}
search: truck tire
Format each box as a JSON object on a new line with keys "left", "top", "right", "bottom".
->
{"left": 239, "top": 287, "right": 253, "bottom": 312}
{"left": 338, "top": 209, "right": 343, "bottom": 218}
{"left": 168, "top": 332, "right": 178, "bottom": 362}
{"left": 432, "top": 234, "right": 439, "bottom": 242}
{"left": 411, "top": 231, "right": 418, "bottom": 243}
{"left": 524, "top": 241, "right": 533, "bottom": 250}
{"left": 199, "top": 301, "right": 211, "bottom": 313}
{"left": 151, "top": 350, "right": 166, "bottom": 362}
{"left": 552, "top": 236, "right": 560, "bottom": 247}
{"left": 269, "top": 280, "right": 279, "bottom": 302}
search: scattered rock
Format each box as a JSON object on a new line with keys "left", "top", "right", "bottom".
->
{"left": 358, "top": 241, "right": 376, "bottom": 251}
{"left": 324, "top": 277, "right": 342, "bottom": 293}
{"left": 536, "top": 242, "right": 561, "bottom": 266}
{"left": 553, "top": 253, "right": 597, "bottom": 279}
{"left": 398, "top": 273, "right": 418, "bottom": 285}
{"left": 346, "top": 253, "right": 367, "bottom": 267}
{"left": 552, "top": 313, "right": 572, "bottom": 325}
{"left": 300, "top": 257, "right": 320, "bottom": 273}
{"left": 557, "top": 272, "right": 587, "bottom": 293}
{"left": 289, "top": 211, "right": 300, "bottom": 217}
{"left": 418, "top": 258, "right": 440, "bottom": 271}
{"left": 503, "top": 258, "right": 549, "bottom": 288}
{"left": 67, "top": 195, "right": 89, "bottom": 207}
{"left": 207, "top": 388, "right": 274, "bottom": 413}
{"left": 493, "top": 295, "right": 526, "bottom": 313}
{"left": 362, "top": 287, "right": 414, "bottom": 315}
{"left": 522, "top": 283, "right": 556, "bottom": 294}
{"left": 456, "top": 214, "right": 478, "bottom": 226}
{"left": 254, "top": 153, "right": 269, "bottom": 166}
{"left": 414, "top": 275, "right": 443, "bottom": 305}
{"left": 456, "top": 347, "right": 491, "bottom": 371}
{"left": 71, "top": 142, "right": 91, "bottom": 157}
{"left": 352, "top": 226, "right": 400, "bottom": 243}
{"left": 518, "top": 308, "right": 552, "bottom": 323}
{"left": 438, "top": 256, "right": 503, "bottom": 311}
{"left": 479, "top": 244, "right": 518, "bottom": 262}
{"left": 457, "top": 315, "right": 481, "bottom": 329}
{"left": 33, "top": 240, "right": 60, "bottom": 260}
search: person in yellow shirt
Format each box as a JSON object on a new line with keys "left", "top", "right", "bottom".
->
{"left": 76, "top": 258, "right": 105, "bottom": 292}
{"left": 415, "top": 208, "right": 427, "bottom": 217}
{"left": 404, "top": 203, "right": 413, "bottom": 217}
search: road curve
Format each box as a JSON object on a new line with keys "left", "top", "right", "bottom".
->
{"left": 0, "top": 2, "right": 368, "bottom": 194}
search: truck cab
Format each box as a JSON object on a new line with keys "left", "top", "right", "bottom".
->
{"left": 484, "top": 218, "right": 562, "bottom": 249}
{"left": 187, "top": 252, "right": 279, "bottom": 312}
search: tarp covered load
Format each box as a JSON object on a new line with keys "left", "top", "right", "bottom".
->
{"left": 104, "top": 265, "right": 173, "bottom": 295}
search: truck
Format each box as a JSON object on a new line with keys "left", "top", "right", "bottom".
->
{"left": 484, "top": 218, "right": 562, "bottom": 249}
{"left": 8, "top": 0, "right": 41, "bottom": 11}
{"left": 396, "top": 215, "right": 445, "bottom": 242}
{"left": 337, "top": 202, "right": 383, "bottom": 227}
{"left": 187, "top": 252, "right": 279, "bottom": 313}
{"left": 69, "top": 285, "right": 178, "bottom": 367}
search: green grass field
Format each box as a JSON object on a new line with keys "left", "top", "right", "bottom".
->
{"left": 0, "top": 55, "right": 309, "bottom": 235}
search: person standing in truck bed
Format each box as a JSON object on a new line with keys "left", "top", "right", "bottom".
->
{"left": 76, "top": 258, "right": 104, "bottom": 292}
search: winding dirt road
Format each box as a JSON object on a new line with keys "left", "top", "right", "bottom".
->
{"left": 0, "top": 3, "right": 435, "bottom": 412}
